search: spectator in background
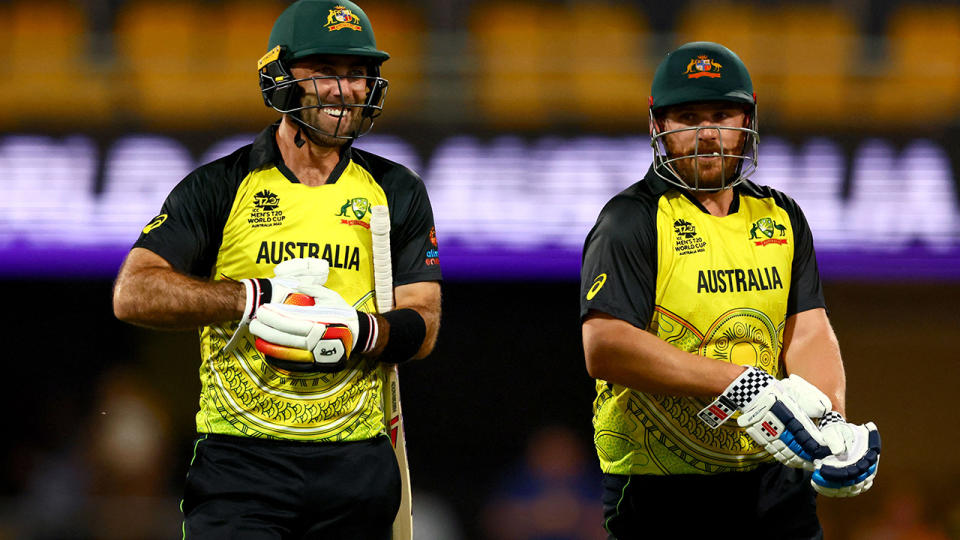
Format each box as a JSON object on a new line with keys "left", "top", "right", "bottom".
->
{"left": 483, "top": 425, "right": 604, "bottom": 540}
{"left": 17, "top": 367, "right": 179, "bottom": 539}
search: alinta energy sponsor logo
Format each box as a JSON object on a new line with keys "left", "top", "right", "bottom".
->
{"left": 749, "top": 217, "right": 788, "bottom": 246}
{"left": 424, "top": 226, "right": 440, "bottom": 266}
{"left": 256, "top": 241, "right": 361, "bottom": 271}
{"left": 249, "top": 190, "right": 285, "bottom": 228}
{"left": 674, "top": 218, "right": 707, "bottom": 255}
{"left": 336, "top": 197, "right": 371, "bottom": 229}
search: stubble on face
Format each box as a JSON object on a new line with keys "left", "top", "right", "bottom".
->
{"left": 664, "top": 128, "right": 747, "bottom": 189}
{"left": 296, "top": 88, "right": 367, "bottom": 148}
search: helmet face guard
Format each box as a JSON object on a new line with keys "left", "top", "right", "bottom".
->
{"left": 649, "top": 106, "right": 758, "bottom": 192}
{"left": 649, "top": 41, "right": 758, "bottom": 191}
{"left": 259, "top": 47, "right": 389, "bottom": 140}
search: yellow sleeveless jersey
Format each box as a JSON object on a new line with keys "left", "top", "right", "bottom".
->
{"left": 580, "top": 168, "right": 825, "bottom": 475}
{"left": 135, "top": 123, "right": 442, "bottom": 442}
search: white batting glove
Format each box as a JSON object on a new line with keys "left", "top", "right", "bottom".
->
{"left": 698, "top": 367, "right": 833, "bottom": 471}
{"left": 223, "top": 258, "right": 330, "bottom": 353}
{"left": 811, "top": 413, "right": 881, "bottom": 498}
{"left": 779, "top": 374, "right": 833, "bottom": 420}
{"left": 249, "top": 286, "right": 379, "bottom": 372}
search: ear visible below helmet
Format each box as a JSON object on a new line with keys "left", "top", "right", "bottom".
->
{"left": 649, "top": 41, "right": 759, "bottom": 191}
{"left": 258, "top": 0, "right": 390, "bottom": 141}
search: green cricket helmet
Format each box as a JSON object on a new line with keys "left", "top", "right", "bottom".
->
{"left": 258, "top": 0, "right": 390, "bottom": 141}
{"left": 648, "top": 41, "right": 758, "bottom": 191}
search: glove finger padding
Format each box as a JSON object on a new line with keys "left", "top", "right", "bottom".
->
{"left": 812, "top": 422, "right": 881, "bottom": 498}
{"left": 780, "top": 374, "right": 832, "bottom": 420}
{"left": 250, "top": 304, "right": 359, "bottom": 372}
{"left": 295, "top": 285, "right": 356, "bottom": 311}
{"left": 737, "top": 391, "right": 831, "bottom": 471}
{"left": 274, "top": 257, "right": 330, "bottom": 283}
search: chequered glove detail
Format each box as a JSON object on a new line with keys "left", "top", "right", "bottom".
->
{"left": 818, "top": 410, "right": 844, "bottom": 429}
{"left": 725, "top": 368, "right": 774, "bottom": 409}
{"left": 698, "top": 367, "right": 774, "bottom": 429}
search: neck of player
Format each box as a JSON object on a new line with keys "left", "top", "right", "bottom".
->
{"left": 691, "top": 188, "right": 735, "bottom": 217}
{"left": 277, "top": 116, "right": 344, "bottom": 187}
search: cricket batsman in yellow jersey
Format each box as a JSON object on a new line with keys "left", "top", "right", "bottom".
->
{"left": 579, "top": 42, "right": 880, "bottom": 539}
{"left": 112, "top": 1, "right": 441, "bottom": 537}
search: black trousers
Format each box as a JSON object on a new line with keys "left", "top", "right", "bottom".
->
{"left": 602, "top": 463, "right": 822, "bottom": 540}
{"left": 182, "top": 434, "right": 400, "bottom": 540}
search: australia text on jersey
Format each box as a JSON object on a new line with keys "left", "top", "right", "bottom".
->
{"left": 256, "top": 240, "right": 361, "bottom": 270}
{"left": 697, "top": 266, "right": 783, "bottom": 293}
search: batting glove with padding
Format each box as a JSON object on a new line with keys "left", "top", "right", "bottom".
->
{"left": 249, "top": 287, "right": 378, "bottom": 372}
{"left": 812, "top": 413, "right": 881, "bottom": 498}
{"left": 698, "top": 367, "right": 833, "bottom": 471}
{"left": 223, "top": 258, "right": 331, "bottom": 353}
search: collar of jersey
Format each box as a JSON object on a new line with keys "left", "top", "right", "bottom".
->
{"left": 249, "top": 121, "right": 354, "bottom": 185}
{"left": 644, "top": 164, "right": 743, "bottom": 216}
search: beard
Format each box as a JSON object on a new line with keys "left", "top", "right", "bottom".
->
{"left": 665, "top": 133, "right": 746, "bottom": 189}
{"left": 669, "top": 152, "right": 745, "bottom": 189}
{"left": 296, "top": 94, "right": 367, "bottom": 148}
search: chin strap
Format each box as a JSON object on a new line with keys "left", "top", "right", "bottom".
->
{"left": 294, "top": 125, "right": 306, "bottom": 148}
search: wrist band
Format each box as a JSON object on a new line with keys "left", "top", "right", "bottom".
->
{"left": 356, "top": 311, "right": 378, "bottom": 355}
{"left": 242, "top": 278, "right": 272, "bottom": 317}
{"left": 380, "top": 308, "right": 427, "bottom": 364}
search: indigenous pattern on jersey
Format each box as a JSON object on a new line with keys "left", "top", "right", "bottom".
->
{"left": 134, "top": 123, "right": 442, "bottom": 442}
{"left": 580, "top": 167, "right": 824, "bottom": 476}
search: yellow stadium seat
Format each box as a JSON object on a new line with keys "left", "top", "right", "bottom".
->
{"left": 203, "top": 0, "right": 286, "bottom": 126}
{"left": 775, "top": 6, "right": 858, "bottom": 127}
{"left": 471, "top": 2, "right": 562, "bottom": 129}
{"left": 674, "top": 2, "right": 781, "bottom": 114}
{"left": 565, "top": 3, "right": 649, "bottom": 127}
{"left": 471, "top": 2, "right": 648, "bottom": 129}
{"left": 115, "top": 1, "right": 208, "bottom": 127}
{"left": 359, "top": 3, "right": 425, "bottom": 125}
{"left": 869, "top": 6, "right": 960, "bottom": 126}
{"left": 0, "top": 0, "right": 109, "bottom": 127}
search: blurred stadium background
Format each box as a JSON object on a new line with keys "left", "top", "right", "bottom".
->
{"left": 2, "top": 0, "right": 959, "bottom": 538}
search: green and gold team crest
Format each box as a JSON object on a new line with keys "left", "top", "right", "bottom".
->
{"left": 596, "top": 306, "right": 786, "bottom": 475}
{"left": 336, "top": 197, "right": 371, "bottom": 220}
{"left": 749, "top": 217, "right": 788, "bottom": 246}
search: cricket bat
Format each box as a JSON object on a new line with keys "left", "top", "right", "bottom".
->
{"left": 371, "top": 205, "right": 413, "bottom": 540}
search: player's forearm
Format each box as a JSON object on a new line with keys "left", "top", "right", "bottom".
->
{"left": 583, "top": 314, "right": 745, "bottom": 398}
{"left": 782, "top": 308, "right": 847, "bottom": 416}
{"left": 374, "top": 282, "right": 441, "bottom": 360}
{"left": 113, "top": 250, "right": 245, "bottom": 330}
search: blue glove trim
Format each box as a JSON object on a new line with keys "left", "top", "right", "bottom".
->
{"left": 812, "top": 462, "right": 878, "bottom": 488}
{"left": 770, "top": 401, "right": 831, "bottom": 460}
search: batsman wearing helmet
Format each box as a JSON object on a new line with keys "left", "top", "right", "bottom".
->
{"left": 112, "top": 1, "right": 441, "bottom": 537}
{"left": 580, "top": 42, "right": 880, "bottom": 538}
